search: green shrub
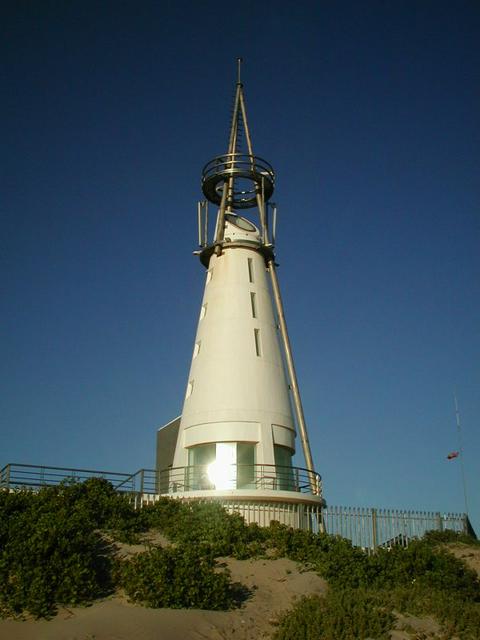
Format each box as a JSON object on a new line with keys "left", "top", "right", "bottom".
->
{"left": 273, "top": 590, "right": 394, "bottom": 640}
{"left": 428, "top": 591, "right": 480, "bottom": 640}
{"left": 0, "top": 497, "right": 112, "bottom": 618}
{"left": 366, "top": 541, "right": 480, "bottom": 597}
{"left": 0, "top": 479, "right": 141, "bottom": 618}
{"left": 265, "top": 522, "right": 370, "bottom": 588}
{"left": 263, "top": 521, "right": 480, "bottom": 640}
{"left": 116, "top": 544, "right": 234, "bottom": 610}
{"left": 140, "top": 499, "right": 266, "bottom": 558}
{"left": 51, "top": 477, "right": 143, "bottom": 542}
{"left": 381, "top": 586, "right": 480, "bottom": 640}
{"left": 423, "top": 529, "right": 480, "bottom": 547}
{"left": 138, "top": 496, "right": 185, "bottom": 533}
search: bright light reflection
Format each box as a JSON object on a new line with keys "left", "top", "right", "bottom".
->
{"left": 207, "top": 444, "right": 236, "bottom": 489}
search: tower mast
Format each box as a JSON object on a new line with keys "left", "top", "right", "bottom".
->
{"left": 454, "top": 390, "right": 469, "bottom": 516}
{"left": 202, "top": 60, "right": 317, "bottom": 487}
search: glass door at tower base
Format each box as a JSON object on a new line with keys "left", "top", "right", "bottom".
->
{"left": 237, "top": 443, "right": 255, "bottom": 488}
{"left": 207, "top": 443, "right": 236, "bottom": 489}
{"left": 186, "top": 442, "right": 256, "bottom": 490}
{"left": 274, "top": 445, "right": 295, "bottom": 490}
{"left": 187, "top": 443, "right": 215, "bottom": 489}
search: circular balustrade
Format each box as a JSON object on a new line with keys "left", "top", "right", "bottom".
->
{"left": 202, "top": 153, "right": 275, "bottom": 209}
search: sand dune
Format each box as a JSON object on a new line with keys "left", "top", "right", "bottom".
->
{"left": 1, "top": 544, "right": 478, "bottom": 639}
{"left": 0, "top": 557, "right": 327, "bottom": 640}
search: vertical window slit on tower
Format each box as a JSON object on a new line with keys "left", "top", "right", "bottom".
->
{"left": 254, "top": 328, "right": 261, "bottom": 357}
{"left": 193, "top": 341, "right": 201, "bottom": 358}
{"left": 247, "top": 258, "right": 254, "bottom": 283}
{"left": 206, "top": 268, "right": 213, "bottom": 284}
{"left": 200, "top": 303, "right": 207, "bottom": 320}
{"left": 186, "top": 380, "right": 194, "bottom": 399}
{"left": 250, "top": 292, "right": 257, "bottom": 318}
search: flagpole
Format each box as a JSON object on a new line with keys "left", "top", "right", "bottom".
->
{"left": 454, "top": 389, "right": 469, "bottom": 517}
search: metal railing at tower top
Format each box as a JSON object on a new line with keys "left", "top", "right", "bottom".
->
{"left": 201, "top": 153, "right": 275, "bottom": 209}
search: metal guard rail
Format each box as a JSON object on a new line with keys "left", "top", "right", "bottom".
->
{"left": 201, "top": 153, "right": 275, "bottom": 208}
{"left": 0, "top": 462, "right": 322, "bottom": 497}
{"left": 158, "top": 463, "right": 321, "bottom": 495}
{"left": 0, "top": 462, "right": 141, "bottom": 492}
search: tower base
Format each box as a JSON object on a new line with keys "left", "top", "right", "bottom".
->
{"left": 134, "top": 492, "right": 324, "bottom": 532}
{"left": 214, "top": 498, "right": 323, "bottom": 531}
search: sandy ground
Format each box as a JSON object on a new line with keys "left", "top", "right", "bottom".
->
{"left": 1, "top": 542, "right": 478, "bottom": 640}
{"left": 0, "top": 557, "right": 327, "bottom": 640}
{"left": 446, "top": 542, "right": 480, "bottom": 577}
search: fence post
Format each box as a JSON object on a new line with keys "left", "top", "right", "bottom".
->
{"left": 464, "top": 515, "right": 477, "bottom": 539}
{"left": 436, "top": 512, "right": 443, "bottom": 532}
{"left": 140, "top": 469, "right": 145, "bottom": 495}
{"left": 372, "top": 508, "right": 378, "bottom": 551}
{"left": 3, "top": 464, "right": 11, "bottom": 489}
{"left": 319, "top": 508, "right": 326, "bottom": 534}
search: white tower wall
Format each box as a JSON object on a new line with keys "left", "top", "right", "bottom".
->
{"left": 172, "top": 219, "right": 296, "bottom": 470}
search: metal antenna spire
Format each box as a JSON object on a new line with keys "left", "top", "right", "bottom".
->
{"left": 203, "top": 60, "right": 275, "bottom": 241}
{"left": 453, "top": 389, "right": 469, "bottom": 516}
{"left": 237, "top": 57, "right": 243, "bottom": 85}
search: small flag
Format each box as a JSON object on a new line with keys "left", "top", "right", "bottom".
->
{"left": 447, "top": 451, "right": 459, "bottom": 460}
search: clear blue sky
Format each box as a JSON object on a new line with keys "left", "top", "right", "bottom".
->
{"left": 2, "top": 1, "right": 479, "bottom": 533}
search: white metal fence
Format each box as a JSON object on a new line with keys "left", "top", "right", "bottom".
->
{"left": 132, "top": 496, "right": 472, "bottom": 547}
{"left": 322, "top": 506, "right": 472, "bottom": 549}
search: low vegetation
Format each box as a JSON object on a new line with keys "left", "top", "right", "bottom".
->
{"left": 0, "top": 479, "right": 478, "bottom": 640}
{"left": 273, "top": 591, "right": 394, "bottom": 640}
{"left": 267, "top": 523, "right": 480, "bottom": 640}
{"left": 0, "top": 480, "right": 116, "bottom": 618}
{"left": 139, "top": 497, "right": 265, "bottom": 558}
{"left": 115, "top": 544, "right": 234, "bottom": 609}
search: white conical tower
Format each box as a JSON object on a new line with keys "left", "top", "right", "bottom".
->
{"left": 172, "top": 217, "right": 294, "bottom": 474}
{"left": 157, "top": 61, "right": 323, "bottom": 528}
